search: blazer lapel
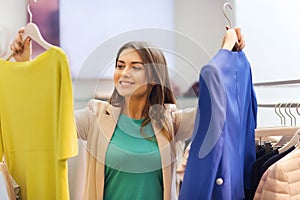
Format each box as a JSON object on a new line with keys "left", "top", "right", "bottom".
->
{"left": 152, "top": 121, "right": 172, "bottom": 200}
{"left": 97, "top": 105, "right": 122, "bottom": 160}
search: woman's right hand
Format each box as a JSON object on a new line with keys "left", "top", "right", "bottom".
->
{"left": 10, "top": 28, "right": 32, "bottom": 62}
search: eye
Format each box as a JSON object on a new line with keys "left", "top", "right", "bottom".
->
{"left": 116, "top": 64, "right": 125, "bottom": 70}
{"left": 132, "top": 65, "right": 143, "bottom": 71}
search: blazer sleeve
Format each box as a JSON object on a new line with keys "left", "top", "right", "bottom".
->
{"left": 179, "top": 64, "right": 226, "bottom": 199}
{"left": 75, "top": 99, "right": 99, "bottom": 141}
{"left": 173, "top": 107, "right": 197, "bottom": 142}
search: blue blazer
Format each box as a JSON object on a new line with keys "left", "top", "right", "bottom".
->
{"left": 179, "top": 49, "right": 257, "bottom": 200}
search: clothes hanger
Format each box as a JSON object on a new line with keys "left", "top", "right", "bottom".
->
{"left": 221, "top": 2, "right": 238, "bottom": 51}
{"left": 296, "top": 102, "right": 300, "bottom": 124}
{"left": 6, "top": 1, "right": 53, "bottom": 61}
{"left": 277, "top": 103, "right": 300, "bottom": 153}
{"left": 273, "top": 103, "right": 298, "bottom": 147}
{"left": 223, "top": 2, "right": 233, "bottom": 28}
{"left": 255, "top": 103, "right": 300, "bottom": 138}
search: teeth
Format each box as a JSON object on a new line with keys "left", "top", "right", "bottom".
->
{"left": 120, "top": 81, "right": 133, "bottom": 86}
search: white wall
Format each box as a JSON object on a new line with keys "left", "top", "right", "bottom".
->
{"left": 173, "top": 0, "right": 235, "bottom": 94}
{"left": 60, "top": 0, "right": 175, "bottom": 79}
{"left": 235, "top": 0, "right": 300, "bottom": 83}
{"left": 235, "top": 0, "right": 300, "bottom": 127}
{"left": 0, "top": 0, "right": 27, "bottom": 57}
{"left": 60, "top": 0, "right": 233, "bottom": 97}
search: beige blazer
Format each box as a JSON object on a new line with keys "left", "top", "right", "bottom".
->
{"left": 75, "top": 99, "right": 196, "bottom": 200}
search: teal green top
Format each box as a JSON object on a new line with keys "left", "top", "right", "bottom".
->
{"left": 104, "top": 114, "right": 163, "bottom": 200}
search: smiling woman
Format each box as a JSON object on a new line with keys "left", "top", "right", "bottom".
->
{"left": 110, "top": 41, "right": 176, "bottom": 120}
{"left": 73, "top": 40, "right": 197, "bottom": 200}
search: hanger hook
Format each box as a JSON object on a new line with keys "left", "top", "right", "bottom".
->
{"left": 289, "top": 102, "right": 297, "bottom": 126}
{"left": 223, "top": 2, "right": 233, "bottom": 28}
{"left": 27, "top": 0, "right": 38, "bottom": 23}
{"left": 287, "top": 102, "right": 296, "bottom": 126}
{"left": 284, "top": 102, "right": 292, "bottom": 126}
{"left": 278, "top": 103, "right": 286, "bottom": 126}
{"left": 275, "top": 103, "right": 283, "bottom": 125}
{"left": 27, "top": 4, "right": 32, "bottom": 23}
{"left": 296, "top": 103, "right": 300, "bottom": 126}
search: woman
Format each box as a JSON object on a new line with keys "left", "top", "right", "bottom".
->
{"left": 11, "top": 28, "right": 244, "bottom": 200}
{"left": 74, "top": 41, "right": 196, "bottom": 200}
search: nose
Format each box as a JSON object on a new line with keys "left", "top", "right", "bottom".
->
{"left": 121, "top": 66, "right": 132, "bottom": 77}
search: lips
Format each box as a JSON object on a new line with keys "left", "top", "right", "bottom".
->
{"left": 119, "top": 81, "right": 135, "bottom": 86}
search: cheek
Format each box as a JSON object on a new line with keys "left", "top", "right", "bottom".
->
{"left": 137, "top": 72, "right": 148, "bottom": 84}
{"left": 113, "top": 70, "right": 120, "bottom": 85}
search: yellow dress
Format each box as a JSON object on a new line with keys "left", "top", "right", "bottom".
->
{"left": 0, "top": 47, "right": 78, "bottom": 200}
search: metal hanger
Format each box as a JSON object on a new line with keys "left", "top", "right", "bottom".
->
{"left": 288, "top": 102, "right": 297, "bottom": 126}
{"left": 255, "top": 102, "right": 299, "bottom": 137}
{"left": 275, "top": 103, "right": 284, "bottom": 125}
{"left": 278, "top": 103, "right": 286, "bottom": 125}
{"left": 285, "top": 102, "right": 294, "bottom": 126}
{"left": 221, "top": 2, "right": 237, "bottom": 51}
{"left": 223, "top": 2, "right": 233, "bottom": 28}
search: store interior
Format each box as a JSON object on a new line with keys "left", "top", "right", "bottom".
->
{"left": 1, "top": 0, "right": 300, "bottom": 199}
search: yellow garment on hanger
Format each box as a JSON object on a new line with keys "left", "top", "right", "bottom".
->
{"left": 0, "top": 47, "right": 78, "bottom": 200}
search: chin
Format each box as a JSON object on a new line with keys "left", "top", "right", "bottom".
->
{"left": 116, "top": 90, "right": 133, "bottom": 98}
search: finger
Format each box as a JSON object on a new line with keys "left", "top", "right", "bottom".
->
{"left": 18, "top": 28, "right": 24, "bottom": 34}
{"left": 239, "top": 35, "right": 245, "bottom": 50}
{"left": 237, "top": 40, "right": 245, "bottom": 51}
{"left": 10, "top": 43, "right": 17, "bottom": 53}
{"left": 11, "top": 41, "right": 21, "bottom": 52}
{"left": 234, "top": 27, "right": 242, "bottom": 41}
{"left": 16, "top": 27, "right": 25, "bottom": 43}
{"left": 23, "top": 38, "right": 32, "bottom": 50}
{"left": 15, "top": 33, "right": 23, "bottom": 47}
{"left": 239, "top": 41, "right": 245, "bottom": 51}
{"left": 24, "top": 37, "right": 31, "bottom": 45}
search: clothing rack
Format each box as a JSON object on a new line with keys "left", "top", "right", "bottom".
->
{"left": 258, "top": 103, "right": 300, "bottom": 108}
{"left": 254, "top": 79, "right": 300, "bottom": 87}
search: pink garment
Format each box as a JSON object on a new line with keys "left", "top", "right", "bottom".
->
{"left": 254, "top": 146, "right": 300, "bottom": 200}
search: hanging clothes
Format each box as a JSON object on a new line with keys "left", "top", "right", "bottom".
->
{"left": 0, "top": 46, "right": 78, "bottom": 200}
{"left": 248, "top": 146, "right": 296, "bottom": 199}
{"left": 179, "top": 49, "right": 257, "bottom": 200}
{"left": 254, "top": 146, "right": 300, "bottom": 200}
{"left": 248, "top": 148, "right": 279, "bottom": 199}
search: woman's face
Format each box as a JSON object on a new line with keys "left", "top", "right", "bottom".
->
{"left": 114, "top": 48, "right": 149, "bottom": 100}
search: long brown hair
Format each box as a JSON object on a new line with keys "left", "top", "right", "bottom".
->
{"left": 109, "top": 41, "right": 176, "bottom": 142}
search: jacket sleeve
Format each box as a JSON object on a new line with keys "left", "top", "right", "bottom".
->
{"left": 173, "top": 107, "right": 197, "bottom": 142}
{"left": 75, "top": 99, "right": 98, "bottom": 141}
{"left": 179, "top": 64, "right": 226, "bottom": 199}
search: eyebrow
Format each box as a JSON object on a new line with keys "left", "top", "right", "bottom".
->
{"left": 117, "top": 60, "right": 144, "bottom": 65}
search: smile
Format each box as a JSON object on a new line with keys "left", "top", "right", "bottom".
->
{"left": 120, "top": 81, "right": 135, "bottom": 86}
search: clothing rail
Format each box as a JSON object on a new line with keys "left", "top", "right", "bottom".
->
{"left": 254, "top": 79, "right": 300, "bottom": 87}
{"left": 258, "top": 102, "right": 300, "bottom": 127}
{"left": 258, "top": 103, "right": 300, "bottom": 108}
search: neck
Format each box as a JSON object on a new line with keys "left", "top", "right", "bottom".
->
{"left": 122, "top": 97, "right": 147, "bottom": 119}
